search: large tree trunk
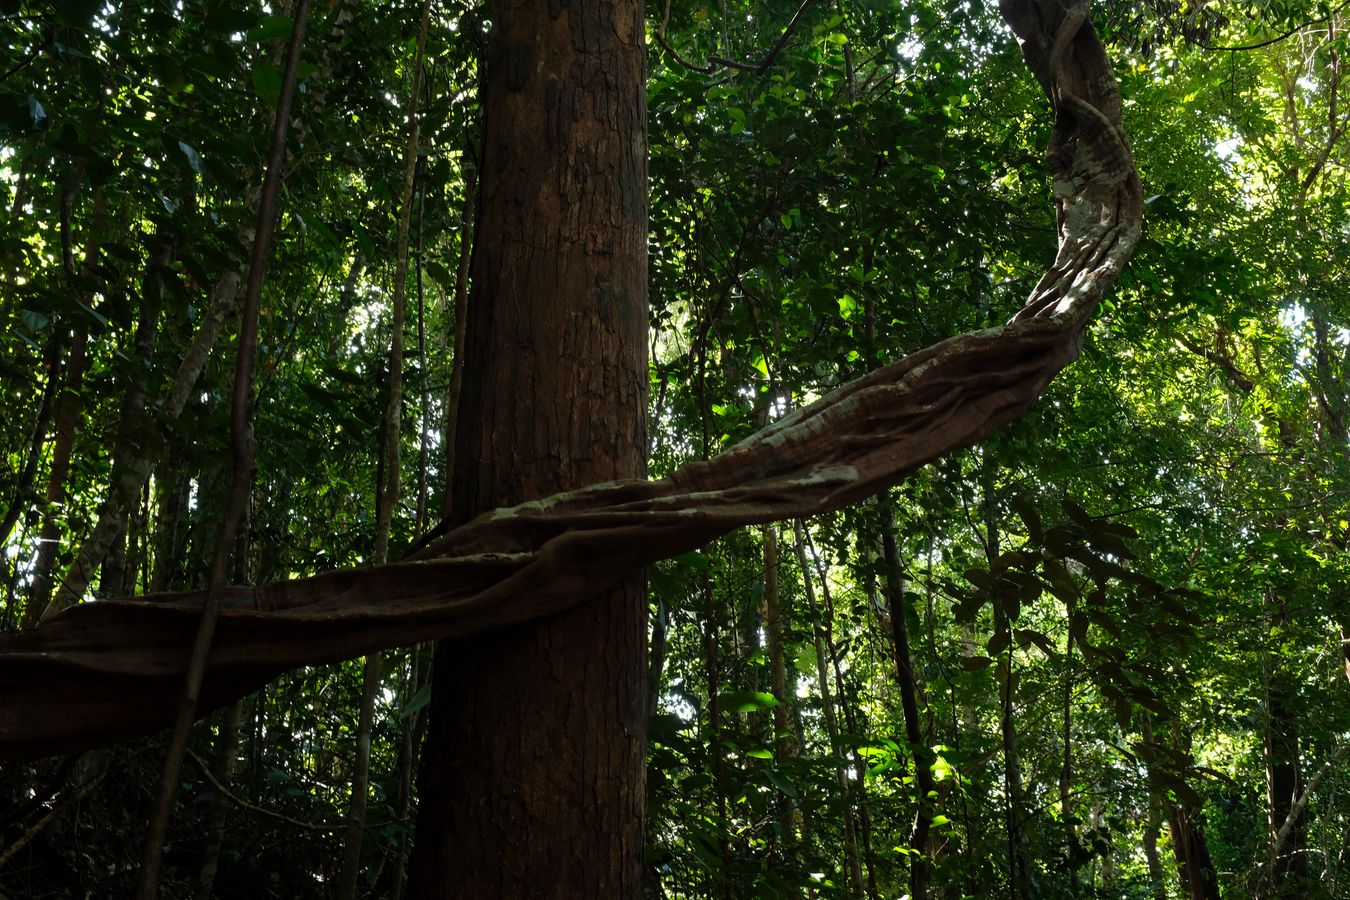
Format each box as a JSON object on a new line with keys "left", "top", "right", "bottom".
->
{"left": 405, "top": 0, "right": 649, "bottom": 896}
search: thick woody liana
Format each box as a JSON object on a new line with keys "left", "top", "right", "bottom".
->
{"left": 0, "top": 0, "right": 1142, "bottom": 760}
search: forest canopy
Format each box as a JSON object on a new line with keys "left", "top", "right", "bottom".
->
{"left": 0, "top": 0, "right": 1347, "bottom": 898}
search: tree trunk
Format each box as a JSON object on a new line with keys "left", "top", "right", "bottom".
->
{"left": 406, "top": 0, "right": 648, "bottom": 895}
{"left": 1062, "top": 603, "right": 1078, "bottom": 894}
{"left": 983, "top": 466, "right": 1031, "bottom": 898}
{"left": 879, "top": 503, "right": 934, "bottom": 900}
{"left": 390, "top": 646, "right": 430, "bottom": 900}
{"left": 1263, "top": 596, "right": 1309, "bottom": 896}
{"left": 1146, "top": 717, "right": 1221, "bottom": 900}
{"left": 338, "top": 652, "right": 383, "bottom": 900}
{"left": 439, "top": 167, "right": 475, "bottom": 520}
{"left": 704, "top": 566, "right": 733, "bottom": 896}
{"left": 1169, "top": 804, "right": 1222, "bottom": 900}
{"left": 792, "top": 521, "right": 866, "bottom": 897}
{"left": 24, "top": 328, "right": 87, "bottom": 626}
{"left": 194, "top": 699, "right": 244, "bottom": 900}
{"left": 0, "top": 335, "right": 59, "bottom": 552}
{"left": 761, "top": 522, "right": 797, "bottom": 848}
{"left": 1143, "top": 784, "right": 1168, "bottom": 900}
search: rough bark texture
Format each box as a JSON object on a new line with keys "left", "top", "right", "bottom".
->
{"left": 404, "top": 0, "right": 650, "bottom": 896}
{"left": 0, "top": 0, "right": 1141, "bottom": 762}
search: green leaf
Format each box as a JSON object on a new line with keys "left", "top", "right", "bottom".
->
{"left": 1062, "top": 498, "right": 1092, "bottom": 526}
{"left": 251, "top": 63, "right": 283, "bottom": 106}
{"left": 719, "top": 690, "right": 780, "bottom": 713}
{"left": 19, "top": 309, "right": 49, "bottom": 332}
{"left": 1114, "top": 697, "right": 1132, "bottom": 731}
{"left": 1014, "top": 628, "right": 1055, "bottom": 655}
{"left": 765, "top": 769, "right": 800, "bottom": 799}
{"left": 246, "top": 14, "right": 294, "bottom": 43}
{"left": 401, "top": 682, "right": 432, "bottom": 717}
{"left": 177, "top": 141, "right": 203, "bottom": 175}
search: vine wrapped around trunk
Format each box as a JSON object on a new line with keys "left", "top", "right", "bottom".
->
{"left": 0, "top": 0, "right": 1141, "bottom": 760}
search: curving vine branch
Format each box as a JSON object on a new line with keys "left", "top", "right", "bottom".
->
{"left": 0, "top": 0, "right": 1141, "bottom": 759}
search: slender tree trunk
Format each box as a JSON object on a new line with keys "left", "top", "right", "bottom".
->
{"left": 414, "top": 162, "right": 429, "bottom": 536}
{"left": 0, "top": 335, "right": 58, "bottom": 550}
{"left": 983, "top": 465, "right": 1030, "bottom": 898}
{"left": 702, "top": 567, "right": 733, "bottom": 898}
{"left": 194, "top": 699, "right": 244, "bottom": 900}
{"left": 1145, "top": 716, "right": 1221, "bottom": 900}
{"left": 1062, "top": 604, "right": 1079, "bottom": 895}
{"left": 24, "top": 328, "right": 87, "bottom": 626}
{"left": 1143, "top": 784, "right": 1168, "bottom": 900}
{"left": 439, "top": 167, "right": 475, "bottom": 520}
{"left": 406, "top": 1, "right": 648, "bottom": 895}
{"left": 1169, "top": 803, "right": 1222, "bottom": 900}
{"left": 338, "top": 653, "right": 383, "bottom": 899}
{"left": 811, "top": 531, "right": 879, "bottom": 900}
{"left": 150, "top": 471, "right": 190, "bottom": 593}
{"left": 53, "top": 235, "right": 170, "bottom": 610}
{"left": 390, "top": 646, "right": 429, "bottom": 900}
{"left": 341, "top": 7, "right": 431, "bottom": 893}
{"left": 879, "top": 503, "right": 934, "bottom": 900}
{"left": 761, "top": 522, "right": 797, "bottom": 848}
{"left": 1263, "top": 594, "right": 1309, "bottom": 896}
{"left": 792, "top": 521, "right": 866, "bottom": 897}
{"left": 135, "top": 6, "right": 312, "bottom": 893}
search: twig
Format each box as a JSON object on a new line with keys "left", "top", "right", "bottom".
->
{"left": 0, "top": 762, "right": 107, "bottom": 867}
{"left": 1202, "top": 0, "right": 1350, "bottom": 52}
{"left": 655, "top": 0, "right": 819, "bottom": 77}
{"left": 185, "top": 748, "right": 340, "bottom": 833}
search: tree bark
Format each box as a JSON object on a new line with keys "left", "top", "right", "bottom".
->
{"left": 0, "top": 335, "right": 58, "bottom": 553}
{"left": 879, "top": 503, "right": 934, "bottom": 900}
{"left": 984, "top": 467, "right": 1031, "bottom": 898}
{"left": 1263, "top": 642, "right": 1309, "bottom": 895}
{"left": 23, "top": 328, "right": 87, "bottom": 626}
{"left": 761, "top": 522, "right": 797, "bottom": 849}
{"left": 1169, "top": 804, "right": 1222, "bottom": 900}
{"left": 1146, "top": 716, "right": 1222, "bottom": 900}
{"left": 1143, "top": 783, "right": 1168, "bottom": 900}
{"left": 194, "top": 699, "right": 244, "bottom": 900}
{"left": 338, "top": 652, "right": 382, "bottom": 900}
{"left": 50, "top": 236, "right": 171, "bottom": 612}
{"left": 406, "top": 1, "right": 649, "bottom": 896}
{"left": 792, "top": 521, "right": 866, "bottom": 897}
{"left": 439, "top": 167, "right": 476, "bottom": 520}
